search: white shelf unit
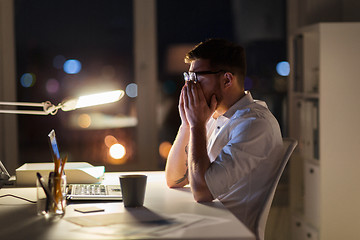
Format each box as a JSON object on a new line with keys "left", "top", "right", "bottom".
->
{"left": 288, "top": 22, "right": 360, "bottom": 240}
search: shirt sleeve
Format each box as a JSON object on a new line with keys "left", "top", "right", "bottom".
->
{"left": 205, "top": 117, "right": 276, "bottom": 199}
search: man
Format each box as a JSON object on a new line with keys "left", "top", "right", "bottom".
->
{"left": 165, "top": 38, "right": 283, "bottom": 237}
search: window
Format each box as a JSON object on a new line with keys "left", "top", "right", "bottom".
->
{"left": 15, "top": 0, "right": 138, "bottom": 170}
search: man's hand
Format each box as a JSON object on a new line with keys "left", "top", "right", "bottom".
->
{"left": 182, "top": 81, "right": 216, "bottom": 202}
{"left": 183, "top": 82, "right": 217, "bottom": 128}
{"left": 179, "top": 85, "right": 189, "bottom": 127}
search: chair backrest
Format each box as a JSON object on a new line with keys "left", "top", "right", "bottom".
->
{"left": 256, "top": 138, "right": 298, "bottom": 240}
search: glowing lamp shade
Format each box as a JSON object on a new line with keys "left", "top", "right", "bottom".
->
{"left": 61, "top": 90, "right": 124, "bottom": 111}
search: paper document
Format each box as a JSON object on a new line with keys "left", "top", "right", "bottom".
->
{"left": 65, "top": 212, "right": 228, "bottom": 239}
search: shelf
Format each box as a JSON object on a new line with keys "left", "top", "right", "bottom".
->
{"left": 289, "top": 22, "right": 360, "bottom": 240}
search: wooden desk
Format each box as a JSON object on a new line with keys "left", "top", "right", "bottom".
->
{"left": 0, "top": 171, "right": 255, "bottom": 240}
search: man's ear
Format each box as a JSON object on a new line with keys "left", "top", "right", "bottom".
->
{"left": 223, "top": 72, "right": 234, "bottom": 88}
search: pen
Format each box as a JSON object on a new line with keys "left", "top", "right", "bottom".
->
{"left": 59, "top": 155, "right": 67, "bottom": 177}
{"left": 36, "top": 172, "right": 56, "bottom": 211}
{"left": 48, "top": 172, "right": 55, "bottom": 211}
{"left": 57, "top": 156, "right": 67, "bottom": 210}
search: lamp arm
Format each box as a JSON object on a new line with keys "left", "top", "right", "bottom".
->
{"left": 0, "top": 101, "right": 44, "bottom": 107}
{"left": 42, "top": 101, "right": 60, "bottom": 115}
{"left": 0, "top": 101, "right": 59, "bottom": 115}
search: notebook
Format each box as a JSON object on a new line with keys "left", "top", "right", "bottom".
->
{"left": 48, "top": 129, "right": 122, "bottom": 201}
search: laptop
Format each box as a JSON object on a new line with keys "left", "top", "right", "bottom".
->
{"left": 48, "top": 129, "right": 122, "bottom": 201}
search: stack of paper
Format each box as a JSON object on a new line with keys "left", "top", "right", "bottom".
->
{"left": 16, "top": 162, "right": 105, "bottom": 186}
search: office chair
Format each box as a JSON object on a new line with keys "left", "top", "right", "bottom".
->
{"left": 256, "top": 138, "right": 298, "bottom": 240}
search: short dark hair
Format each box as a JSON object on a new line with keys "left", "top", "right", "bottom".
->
{"left": 185, "top": 39, "right": 246, "bottom": 84}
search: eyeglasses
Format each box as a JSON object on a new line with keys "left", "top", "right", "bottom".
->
{"left": 183, "top": 70, "right": 225, "bottom": 83}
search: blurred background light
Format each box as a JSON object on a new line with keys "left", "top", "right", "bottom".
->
{"left": 46, "top": 78, "right": 60, "bottom": 93}
{"left": 125, "top": 83, "right": 137, "bottom": 98}
{"left": 276, "top": 61, "right": 290, "bottom": 76}
{"left": 20, "top": 73, "right": 36, "bottom": 88}
{"left": 77, "top": 113, "right": 91, "bottom": 128}
{"left": 104, "top": 135, "right": 118, "bottom": 148}
{"left": 69, "top": 113, "right": 138, "bottom": 130}
{"left": 109, "top": 143, "right": 126, "bottom": 159}
{"left": 159, "top": 141, "right": 172, "bottom": 159}
{"left": 63, "top": 59, "right": 82, "bottom": 74}
{"left": 53, "top": 55, "right": 66, "bottom": 69}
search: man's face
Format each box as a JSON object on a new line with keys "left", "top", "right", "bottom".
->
{"left": 188, "top": 59, "right": 223, "bottom": 107}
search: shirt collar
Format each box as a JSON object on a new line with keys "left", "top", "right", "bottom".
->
{"left": 222, "top": 91, "right": 254, "bottom": 119}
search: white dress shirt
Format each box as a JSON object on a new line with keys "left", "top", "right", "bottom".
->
{"left": 204, "top": 91, "right": 283, "bottom": 236}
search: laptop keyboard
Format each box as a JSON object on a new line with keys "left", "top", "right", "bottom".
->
{"left": 71, "top": 184, "right": 107, "bottom": 195}
{"left": 67, "top": 184, "right": 122, "bottom": 200}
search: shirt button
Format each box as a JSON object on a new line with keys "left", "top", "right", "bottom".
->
{"left": 217, "top": 126, "right": 220, "bottom": 129}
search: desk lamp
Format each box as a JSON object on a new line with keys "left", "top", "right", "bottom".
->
{"left": 0, "top": 90, "right": 125, "bottom": 115}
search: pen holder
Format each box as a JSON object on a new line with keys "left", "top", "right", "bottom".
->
{"left": 36, "top": 173, "right": 67, "bottom": 218}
